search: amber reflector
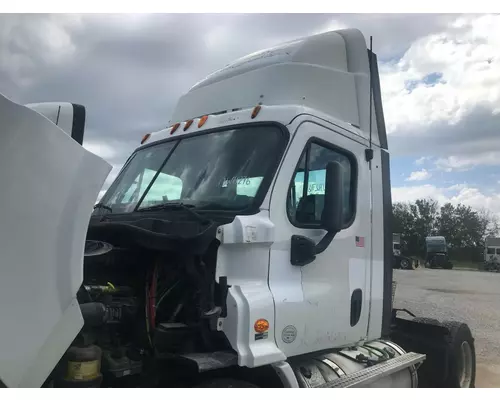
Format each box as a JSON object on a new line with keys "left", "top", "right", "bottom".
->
{"left": 254, "top": 319, "right": 269, "bottom": 333}
{"left": 251, "top": 105, "right": 261, "bottom": 119}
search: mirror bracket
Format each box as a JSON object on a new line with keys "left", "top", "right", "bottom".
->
{"left": 314, "top": 231, "right": 336, "bottom": 255}
{"left": 291, "top": 235, "right": 316, "bottom": 266}
{"left": 290, "top": 232, "right": 337, "bottom": 267}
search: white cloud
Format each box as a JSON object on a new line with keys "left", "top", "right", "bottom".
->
{"left": 435, "top": 151, "right": 500, "bottom": 172}
{"left": 392, "top": 184, "right": 450, "bottom": 205}
{"left": 447, "top": 183, "right": 469, "bottom": 191}
{"left": 381, "top": 14, "right": 500, "bottom": 136}
{"left": 0, "top": 15, "right": 82, "bottom": 87}
{"left": 379, "top": 14, "right": 500, "bottom": 175}
{"left": 83, "top": 139, "right": 119, "bottom": 160}
{"left": 406, "top": 169, "right": 432, "bottom": 181}
{"left": 415, "top": 156, "right": 430, "bottom": 166}
{"left": 392, "top": 184, "right": 500, "bottom": 217}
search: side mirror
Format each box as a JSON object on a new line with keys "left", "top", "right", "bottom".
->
{"left": 321, "top": 161, "right": 345, "bottom": 233}
{"left": 24, "top": 102, "right": 86, "bottom": 145}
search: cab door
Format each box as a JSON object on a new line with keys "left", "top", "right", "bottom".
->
{"left": 268, "top": 119, "right": 372, "bottom": 357}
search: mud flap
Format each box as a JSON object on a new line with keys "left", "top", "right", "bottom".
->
{"left": 390, "top": 317, "right": 450, "bottom": 387}
{"left": 390, "top": 316, "right": 476, "bottom": 387}
{"left": 0, "top": 93, "right": 111, "bottom": 387}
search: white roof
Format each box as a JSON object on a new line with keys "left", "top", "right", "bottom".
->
{"left": 486, "top": 237, "right": 500, "bottom": 246}
{"left": 170, "top": 29, "right": 380, "bottom": 146}
{"left": 426, "top": 236, "right": 446, "bottom": 242}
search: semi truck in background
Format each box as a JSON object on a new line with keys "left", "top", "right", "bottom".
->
{"left": 425, "top": 236, "right": 453, "bottom": 270}
{"left": 393, "top": 233, "right": 402, "bottom": 256}
{"left": 392, "top": 233, "right": 417, "bottom": 270}
{"left": 0, "top": 29, "right": 476, "bottom": 388}
{"left": 483, "top": 237, "right": 500, "bottom": 272}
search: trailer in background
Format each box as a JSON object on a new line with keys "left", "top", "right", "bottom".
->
{"left": 425, "top": 236, "right": 453, "bottom": 269}
{"left": 483, "top": 237, "right": 500, "bottom": 272}
{"left": 392, "top": 233, "right": 418, "bottom": 270}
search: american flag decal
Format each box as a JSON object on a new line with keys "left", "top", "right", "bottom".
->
{"left": 356, "top": 236, "right": 365, "bottom": 248}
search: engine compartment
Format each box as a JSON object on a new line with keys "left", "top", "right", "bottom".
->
{"left": 51, "top": 215, "right": 234, "bottom": 387}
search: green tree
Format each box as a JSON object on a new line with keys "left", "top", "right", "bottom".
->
{"left": 393, "top": 198, "right": 500, "bottom": 262}
{"left": 410, "top": 198, "right": 439, "bottom": 257}
{"left": 392, "top": 198, "right": 437, "bottom": 256}
{"left": 437, "top": 203, "right": 495, "bottom": 248}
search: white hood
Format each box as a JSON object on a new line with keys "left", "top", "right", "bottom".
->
{"left": 0, "top": 93, "right": 111, "bottom": 387}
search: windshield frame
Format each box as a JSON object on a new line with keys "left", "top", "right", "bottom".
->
{"left": 97, "top": 121, "right": 290, "bottom": 216}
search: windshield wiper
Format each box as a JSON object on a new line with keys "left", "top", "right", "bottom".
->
{"left": 94, "top": 203, "right": 113, "bottom": 213}
{"left": 138, "top": 202, "right": 209, "bottom": 223}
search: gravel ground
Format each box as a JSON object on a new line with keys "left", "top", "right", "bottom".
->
{"left": 393, "top": 268, "right": 500, "bottom": 388}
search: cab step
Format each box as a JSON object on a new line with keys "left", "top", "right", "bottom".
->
{"left": 314, "top": 352, "right": 426, "bottom": 388}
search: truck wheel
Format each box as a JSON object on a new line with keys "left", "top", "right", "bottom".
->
{"left": 442, "top": 321, "right": 476, "bottom": 388}
{"left": 195, "top": 378, "right": 259, "bottom": 388}
{"left": 400, "top": 258, "right": 410, "bottom": 269}
{"left": 444, "top": 262, "right": 453, "bottom": 270}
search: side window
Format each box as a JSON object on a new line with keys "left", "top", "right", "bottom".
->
{"left": 487, "top": 248, "right": 495, "bottom": 255}
{"left": 287, "top": 141, "right": 355, "bottom": 227}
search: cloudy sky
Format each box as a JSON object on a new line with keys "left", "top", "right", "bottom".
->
{"left": 1, "top": 13, "right": 499, "bottom": 215}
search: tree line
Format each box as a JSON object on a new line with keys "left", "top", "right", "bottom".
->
{"left": 392, "top": 198, "right": 499, "bottom": 262}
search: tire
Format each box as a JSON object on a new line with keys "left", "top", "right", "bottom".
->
{"left": 393, "top": 256, "right": 401, "bottom": 269}
{"left": 441, "top": 321, "right": 476, "bottom": 388}
{"left": 195, "top": 378, "right": 259, "bottom": 388}
{"left": 400, "top": 258, "right": 410, "bottom": 270}
{"left": 444, "top": 262, "right": 453, "bottom": 270}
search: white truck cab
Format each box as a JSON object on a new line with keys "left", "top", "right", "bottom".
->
{"left": 0, "top": 29, "right": 476, "bottom": 388}
{"left": 393, "top": 234, "right": 402, "bottom": 257}
{"left": 484, "top": 237, "right": 500, "bottom": 271}
{"left": 485, "top": 237, "right": 500, "bottom": 262}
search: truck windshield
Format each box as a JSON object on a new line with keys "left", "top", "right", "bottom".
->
{"left": 427, "top": 243, "right": 446, "bottom": 252}
{"left": 97, "top": 125, "right": 286, "bottom": 214}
